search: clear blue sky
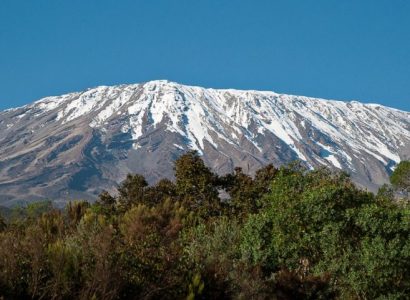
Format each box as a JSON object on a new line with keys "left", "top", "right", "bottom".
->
{"left": 1, "top": 0, "right": 409, "bottom": 111}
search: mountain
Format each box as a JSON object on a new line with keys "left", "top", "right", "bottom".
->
{"left": 0, "top": 80, "right": 409, "bottom": 206}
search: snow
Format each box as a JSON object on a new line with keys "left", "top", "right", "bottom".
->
{"left": 56, "top": 87, "right": 109, "bottom": 123}
{"left": 6, "top": 80, "right": 409, "bottom": 172}
{"left": 36, "top": 99, "right": 60, "bottom": 111}
{"left": 317, "top": 144, "right": 342, "bottom": 169}
{"left": 173, "top": 144, "right": 184, "bottom": 150}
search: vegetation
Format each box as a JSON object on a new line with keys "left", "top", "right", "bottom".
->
{"left": 391, "top": 160, "right": 410, "bottom": 194}
{"left": 1, "top": 152, "right": 409, "bottom": 299}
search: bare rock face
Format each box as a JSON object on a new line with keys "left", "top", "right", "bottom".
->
{"left": 0, "top": 80, "right": 409, "bottom": 206}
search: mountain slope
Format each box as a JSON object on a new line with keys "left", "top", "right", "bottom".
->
{"left": 0, "top": 80, "right": 409, "bottom": 205}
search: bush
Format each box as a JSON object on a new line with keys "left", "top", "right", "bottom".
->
{"left": 1, "top": 155, "right": 410, "bottom": 299}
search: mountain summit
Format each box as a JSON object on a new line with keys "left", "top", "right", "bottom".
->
{"left": 1, "top": 80, "right": 409, "bottom": 205}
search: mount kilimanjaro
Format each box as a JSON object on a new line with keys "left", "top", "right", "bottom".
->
{"left": 0, "top": 80, "right": 409, "bottom": 206}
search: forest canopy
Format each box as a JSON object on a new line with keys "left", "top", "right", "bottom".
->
{"left": 1, "top": 151, "right": 410, "bottom": 300}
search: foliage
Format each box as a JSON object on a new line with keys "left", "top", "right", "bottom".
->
{"left": 220, "top": 164, "right": 278, "bottom": 218}
{"left": 174, "top": 150, "right": 221, "bottom": 216}
{"left": 1, "top": 153, "right": 410, "bottom": 299}
{"left": 117, "top": 174, "right": 148, "bottom": 210}
{"left": 0, "top": 214, "right": 6, "bottom": 232}
{"left": 247, "top": 165, "right": 410, "bottom": 298}
{"left": 390, "top": 160, "right": 410, "bottom": 193}
{"left": 10, "top": 200, "right": 54, "bottom": 224}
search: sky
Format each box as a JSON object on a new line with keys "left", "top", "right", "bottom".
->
{"left": 0, "top": 0, "right": 409, "bottom": 111}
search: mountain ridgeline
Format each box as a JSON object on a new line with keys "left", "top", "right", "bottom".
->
{"left": 0, "top": 80, "right": 409, "bottom": 205}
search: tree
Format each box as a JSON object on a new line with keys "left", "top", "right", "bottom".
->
{"left": 117, "top": 174, "right": 148, "bottom": 210}
{"left": 174, "top": 151, "right": 220, "bottom": 215}
{"left": 390, "top": 161, "right": 410, "bottom": 193}
{"left": 342, "top": 201, "right": 410, "bottom": 298}
{"left": 220, "top": 167, "right": 258, "bottom": 216}
{"left": 245, "top": 164, "right": 410, "bottom": 298}
{"left": 66, "top": 201, "right": 90, "bottom": 227}
{"left": 220, "top": 164, "right": 278, "bottom": 217}
{"left": 268, "top": 167, "right": 371, "bottom": 265}
{"left": 95, "top": 190, "right": 117, "bottom": 216}
{"left": 183, "top": 217, "right": 272, "bottom": 299}
{"left": 0, "top": 214, "right": 6, "bottom": 232}
{"left": 97, "top": 190, "right": 116, "bottom": 208}
{"left": 253, "top": 163, "right": 278, "bottom": 195}
{"left": 11, "top": 200, "right": 54, "bottom": 224}
{"left": 119, "top": 199, "right": 188, "bottom": 298}
{"left": 144, "top": 178, "right": 177, "bottom": 205}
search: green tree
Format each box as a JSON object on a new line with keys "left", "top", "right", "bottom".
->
{"left": 220, "top": 167, "right": 258, "bottom": 216}
{"left": 95, "top": 190, "right": 117, "bottom": 217}
{"left": 97, "top": 190, "right": 116, "bottom": 208}
{"left": 44, "top": 238, "right": 82, "bottom": 299}
{"left": 182, "top": 217, "right": 272, "bottom": 298}
{"left": 11, "top": 200, "right": 54, "bottom": 224}
{"left": 144, "top": 178, "right": 177, "bottom": 205}
{"left": 174, "top": 151, "right": 220, "bottom": 215}
{"left": 0, "top": 229, "right": 28, "bottom": 298}
{"left": 253, "top": 163, "right": 278, "bottom": 194}
{"left": 246, "top": 163, "right": 410, "bottom": 298}
{"left": 390, "top": 160, "right": 410, "bottom": 192}
{"left": 117, "top": 174, "right": 148, "bottom": 210}
{"left": 342, "top": 201, "right": 410, "bottom": 299}
{"left": 119, "top": 199, "right": 189, "bottom": 298}
{"left": 220, "top": 164, "right": 278, "bottom": 217}
{"left": 66, "top": 200, "right": 90, "bottom": 227}
{"left": 0, "top": 214, "right": 6, "bottom": 232}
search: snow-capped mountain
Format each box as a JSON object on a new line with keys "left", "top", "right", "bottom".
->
{"left": 0, "top": 80, "right": 409, "bottom": 205}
